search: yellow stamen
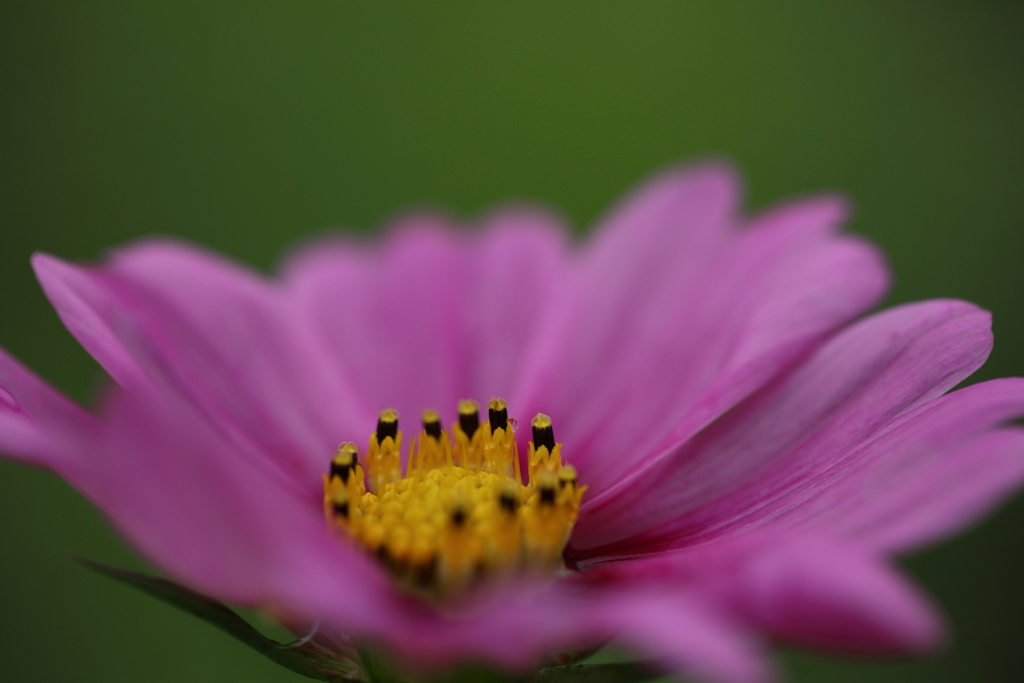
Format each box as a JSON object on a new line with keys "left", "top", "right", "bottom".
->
{"left": 415, "top": 410, "right": 449, "bottom": 470}
{"left": 453, "top": 400, "right": 483, "bottom": 471}
{"left": 367, "top": 408, "right": 402, "bottom": 494}
{"left": 528, "top": 413, "right": 564, "bottom": 492}
{"left": 323, "top": 442, "right": 367, "bottom": 537}
{"left": 323, "top": 401, "right": 586, "bottom": 597}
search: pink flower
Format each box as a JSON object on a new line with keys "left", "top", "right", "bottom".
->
{"left": 2, "top": 162, "right": 1023, "bottom": 683}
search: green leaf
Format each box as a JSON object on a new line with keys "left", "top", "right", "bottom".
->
{"left": 75, "top": 557, "right": 364, "bottom": 682}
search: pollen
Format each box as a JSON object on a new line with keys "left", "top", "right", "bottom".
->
{"left": 322, "top": 400, "right": 586, "bottom": 596}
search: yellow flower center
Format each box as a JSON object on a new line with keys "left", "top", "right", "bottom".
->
{"left": 322, "top": 398, "right": 586, "bottom": 597}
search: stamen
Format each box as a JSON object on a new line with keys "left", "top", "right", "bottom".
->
{"left": 539, "top": 473, "right": 557, "bottom": 505}
{"left": 368, "top": 409, "right": 402, "bottom": 493}
{"left": 488, "top": 397, "right": 508, "bottom": 432}
{"left": 330, "top": 442, "right": 359, "bottom": 484}
{"left": 376, "top": 408, "right": 399, "bottom": 441}
{"left": 527, "top": 412, "right": 564, "bottom": 493}
{"left": 323, "top": 441, "right": 366, "bottom": 533}
{"left": 559, "top": 465, "right": 577, "bottom": 489}
{"left": 324, "top": 485, "right": 351, "bottom": 526}
{"left": 324, "top": 400, "right": 587, "bottom": 598}
{"left": 423, "top": 410, "right": 443, "bottom": 440}
{"left": 413, "top": 410, "right": 450, "bottom": 471}
{"left": 499, "top": 481, "right": 520, "bottom": 514}
{"left": 531, "top": 413, "right": 555, "bottom": 452}
{"left": 458, "top": 400, "right": 480, "bottom": 437}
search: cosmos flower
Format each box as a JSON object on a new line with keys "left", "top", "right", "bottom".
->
{"left": 2, "top": 162, "right": 1023, "bottom": 683}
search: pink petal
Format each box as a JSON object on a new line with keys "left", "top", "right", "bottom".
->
{"left": 40, "top": 383, "right": 759, "bottom": 681}
{"left": 0, "top": 346, "right": 96, "bottom": 470}
{"left": 33, "top": 244, "right": 367, "bottom": 491}
{"left": 0, "top": 344, "right": 621, "bottom": 674}
{"left": 588, "top": 534, "right": 942, "bottom": 657}
{"left": 514, "top": 163, "right": 739, "bottom": 472}
{"left": 604, "top": 590, "right": 774, "bottom": 683}
{"left": 45, "top": 379, "right": 769, "bottom": 682}
{"left": 31, "top": 253, "right": 151, "bottom": 393}
{"left": 69, "top": 382, "right": 395, "bottom": 626}
{"left": 283, "top": 208, "right": 569, "bottom": 427}
{"left": 352, "top": 581, "right": 617, "bottom": 674}
{"left": 778, "top": 378, "right": 1024, "bottom": 552}
{"left": 355, "top": 577, "right": 771, "bottom": 683}
{"left": 517, "top": 165, "right": 887, "bottom": 496}
{"left": 570, "top": 299, "right": 993, "bottom": 560}
{"left": 13, "top": 162, "right": 1010, "bottom": 679}
{"left": 729, "top": 538, "right": 942, "bottom": 654}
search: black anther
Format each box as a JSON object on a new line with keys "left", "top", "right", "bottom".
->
{"left": 459, "top": 409, "right": 480, "bottom": 437}
{"left": 488, "top": 405, "right": 508, "bottom": 432}
{"left": 333, "top": 501, "right": 350, "bottom": 518}
{"left": 377, "top": 415, "right": 398, "bottom": 441}
{"left": 499, "top": 492, "right": 518, "bottom": 513}
{"left": 540, "top": 486, "right": 556, "bottom": 505}
{"left": 330, "top": 461, "right": 351, "bottom": 484}
{"left": 424, "top": 417, "right": 442, "bottom": 439}
{"left": 533, "top": 423, "right": 555, "bottom": 452}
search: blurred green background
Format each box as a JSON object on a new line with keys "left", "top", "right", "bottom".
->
{"left": 2, "top": 1, "right": 1023, "bottom": 681}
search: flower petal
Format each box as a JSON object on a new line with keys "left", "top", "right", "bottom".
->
{"left": 604, "top": 590, "right": 773, "bottom": 683}
{"left": 517, "top": 165, "right": 887, "bottom": 495}
{"left": 570, "top": 299, "right": 993, "bottom": 560}
{"left": 514, "top": 163, "right": 738, "bottom": 470}
{"left": 779, "top": 378, "right": 1024, "bottom": 552}
{"left": 589, "top": 534, "right": 942, "bottom": 657}
{"left": 31, "top": 252, "right": 151, "bottom": 393}
{"left": 75, "top": 383, "right": 771, "bottom": 682}
{"left": 283, "top": 208, "right": 569, "bottom": 425}
{"left": 353, "top": 581, "right": 615, "bottom": 675}
{"left": 0, "top": 346, "right": 96, "bottom": 470}
{"left": 69, "top": 382, "right": 394, "bottom": 627}
{"left": 33, "top": 243, "right": 367, "bottom": 490}
{"left": 729, "top": 538, "right": 942, "bottom": 654}
{"left": 353, "top": 578, "right": 771, "bottom": 683}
